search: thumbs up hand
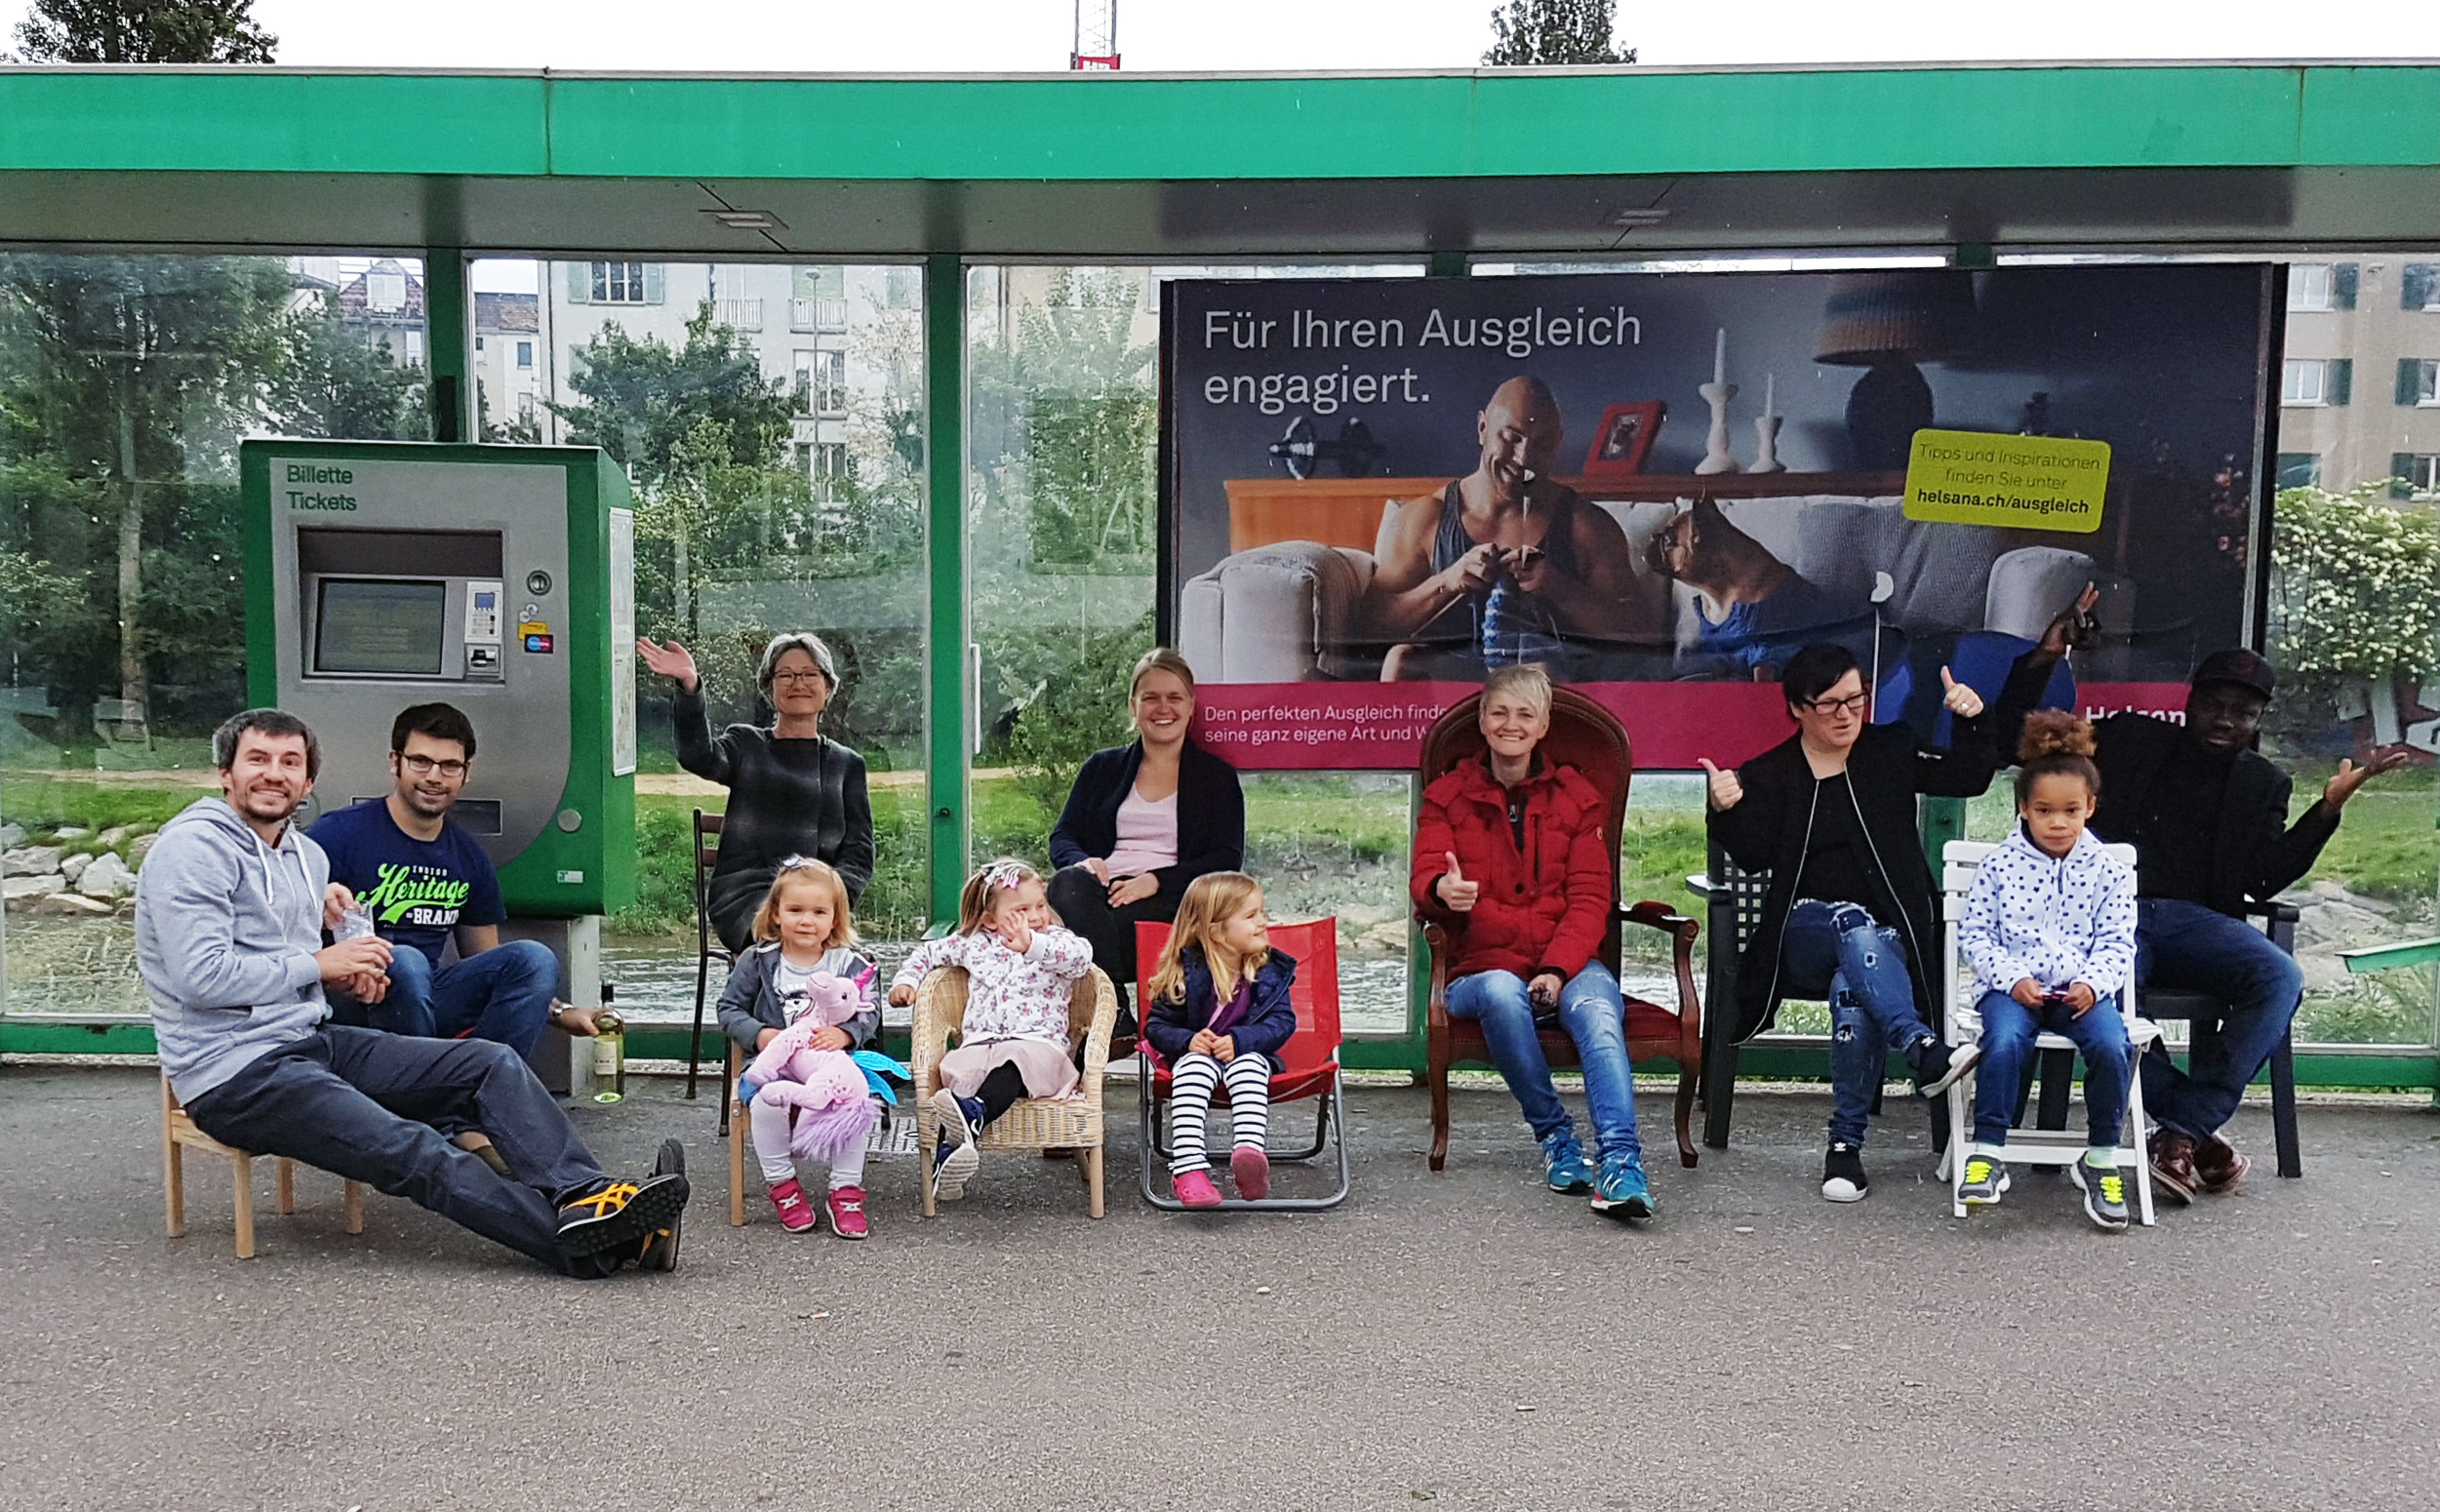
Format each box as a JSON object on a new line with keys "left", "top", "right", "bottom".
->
{"left": 1437, "top": 852, "right": 1480, "bottom": 913}
{"left": 1699, "top": 758, "right": 1743, "bottom": 812}
{"left": 1940, "top": 667, "right": 1984, "bottom": 719}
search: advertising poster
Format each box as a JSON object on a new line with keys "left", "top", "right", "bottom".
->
{"left": 1163, "top": 265, "right": 2274, "bottom": 770}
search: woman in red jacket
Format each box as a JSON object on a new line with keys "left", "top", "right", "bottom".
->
{"left": 1413, "top": 664, "right": 1650, "bottom": 1222}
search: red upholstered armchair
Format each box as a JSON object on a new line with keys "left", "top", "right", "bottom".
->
{"left": 1419, "top": 687, "right": 1703, "bottom": 1171}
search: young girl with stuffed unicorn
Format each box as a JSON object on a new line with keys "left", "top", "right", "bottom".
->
{"left": 1141, "top": 870, "right": 1298, "bottom": 1208}
{"left": 888, "top": 857, "right": 1094, "bottom": 1202}
{"left": 717, "top": 856, "right": 899, "bottom": 1239}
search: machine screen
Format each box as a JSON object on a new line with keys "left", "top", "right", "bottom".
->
{"left": 314, "top": 578, "right": 447, "bottom": 676}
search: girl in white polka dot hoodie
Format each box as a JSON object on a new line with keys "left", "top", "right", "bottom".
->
{"left": 1955, "top": 712, "right": 2140, "bottom": 1230}
{"left": 889, "top": 857, "right": 1094, "bottom": 1201}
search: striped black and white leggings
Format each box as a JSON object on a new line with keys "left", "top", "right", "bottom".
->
{"left": 1167, "top": 1051, "right": 1270, "bottom": 1174}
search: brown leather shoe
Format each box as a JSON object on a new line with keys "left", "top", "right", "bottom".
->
{"left": 2194, "top": 1133, "right": 2252, "bottom": 1194}
{"left": 2148, "top": 1128, "right": 2198, "bottom": 1206}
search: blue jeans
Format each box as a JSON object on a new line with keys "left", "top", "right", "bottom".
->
{"left": 1971, "top": 988, "right": 2133, "bottom": 1148}
{"left": 1446, "top": 962, "right": 1642, "bottom": 1162}
{"left": 337, "top": 940, "right": 561, "bottom": 1058}
{"left": 1780, "top": 899, "right": 1933, "bottom": 1148}
{"left": 183, "top": 1026, "right": 620, "bottom": 1278}
{"left": 2135, "top": 898, "right": 2305, "bottom": 1138}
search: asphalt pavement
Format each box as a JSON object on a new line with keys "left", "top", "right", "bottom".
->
{"left": 4, "top": 1063, "right": 2436, "bottom": 1511}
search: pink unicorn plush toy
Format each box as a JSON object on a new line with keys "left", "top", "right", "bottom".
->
{"left": 744, "top": 971, "right": 879, "bottom": 1162}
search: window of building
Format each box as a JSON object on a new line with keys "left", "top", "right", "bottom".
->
{"left": 810, "top": 439, "right": 851, "bottom": 498}
{"left": 591, "top": 261, "right": 648, "bottom": 302}
{"left": 516, "top": 339, "right": 533, "bottom": 369}
{"left": 2398, "top": 357, "right": 2440, "bottom": 406}
{"left": 885, "top": 266, "right": 918, "bottom": 309}
{"left": 813, "top": 349, "right": 846, "bottom": 416}
{"left": 367, "top": 270, "right": 407, "bottom": 312}
{"left": 518, "top": 391, "right": 536, "bottom": 423}
{"left": 2287, "top": 263, "right": 2357, "bottom": 311}
{"left": 2275, "top": 453, "right": 2323, "bottom": 489}
{"left": 474, "top": 335, "right": 484, "bottom": 352}
{"left": 2404, "top": 263, "right": 2440, "bottom": 311}
{"left": 2282, "top": 357, "right": 2350, "bottom": 406}
{"left": 2392, "top": 453, "right": 2440, "bottom": 500}
{"left": 404, "top": 330, "right": 423, "bottom": 366}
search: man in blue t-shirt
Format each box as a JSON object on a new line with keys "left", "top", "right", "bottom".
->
{"left": 313, "top": 704, "right": 600, "bottom": 1078}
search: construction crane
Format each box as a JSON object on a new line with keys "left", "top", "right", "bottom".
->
{"left": 1071, "top": 0, "right": 1118, "bottom": 69}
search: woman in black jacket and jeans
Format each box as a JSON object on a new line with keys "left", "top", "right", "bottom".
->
{"left": 1046, "top": 649, "right": 1246, "bottom": 1025}
{"left": 1704, "top": 643, "right": 2047, "bottom": 1204}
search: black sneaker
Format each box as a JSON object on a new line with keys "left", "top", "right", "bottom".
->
{"left": 1909, "top": 1038, "right": 1981, "bottom": 1099}
{"left": 1821, "top": 1140, "right": 1869, "bottom": 1203}
{"left": 636, "top": 1139, "right": 686, "bottom": 1272}
{"left": 557, "top": 1166, "right": 691, "bottom": 1256}
{"left": 2069, "top": 1156, "right": 2132, "bottom": 1232}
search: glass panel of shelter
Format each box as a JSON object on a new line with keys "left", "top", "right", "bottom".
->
{"left": 0, "top": 251, "right": 431, "bottom": 1017}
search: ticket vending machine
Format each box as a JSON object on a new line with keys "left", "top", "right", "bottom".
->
{"left": 242, "top": 440, "right": 637, "bottom": 1093}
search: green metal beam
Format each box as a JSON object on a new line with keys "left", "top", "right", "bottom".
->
{"left": 2340, "top": 937, "right": 2440, "bottom": 973}
{"left": 421, "top": 248, "right": 470, "bottom": 442}
{"left": 0, "top": 65, "right": 2437, "bottom": 182}
{"left": 923, "top": 254, "right": 968, "bottom": 929}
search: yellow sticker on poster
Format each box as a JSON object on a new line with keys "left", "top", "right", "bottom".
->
{"left": 1902, "top": 429, "right": 2111, "bottom": 533}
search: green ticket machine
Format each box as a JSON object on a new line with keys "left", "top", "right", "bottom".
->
{"left": 242, "top": 440, "right": 637, "bottom": 1092}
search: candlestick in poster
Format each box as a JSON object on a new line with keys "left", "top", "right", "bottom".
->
{"left": 1696, "top": 327, "right": 1741, "bottom": 476}
{"left": 1749, "top": 372, "right": 1786, "bottom": 472}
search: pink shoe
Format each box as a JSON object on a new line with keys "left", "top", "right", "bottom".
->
{"left": 1230, "top": 1144, "right": 1271, "bottom": 1201}
{"left": 824, "top": 1184, "right": 869, "bottom": 1240}
{"left": 769, "top": 1176, "right": 818, "bottom": 1234}
{"left": 1173, "top": 1169, "right": 1222, "bottom": 1209}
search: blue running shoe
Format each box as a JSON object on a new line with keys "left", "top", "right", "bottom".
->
{"left": 1589, "top": 1152, "right": 1654, "bottom": 1222}
{"left": 1540, "top": 1130, "right": 1595, "bottom": 1194}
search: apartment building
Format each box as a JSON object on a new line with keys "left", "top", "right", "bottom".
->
{"left": 2276, "top": 258, "right": 2440, "bottom": 498}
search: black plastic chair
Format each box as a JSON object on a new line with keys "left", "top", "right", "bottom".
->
{"left": 683, "top": 808, "right": 737, "bottom": 1132}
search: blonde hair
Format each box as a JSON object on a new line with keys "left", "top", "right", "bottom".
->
{"left": 1146, "top": 871, "right": 1267, "bottom": 1009}
{"left": 749, "top": 857, "right": 859, "bottom": 950}
{"left": 957, "top": 856, "right": 1056, "bottom": 935}
{"left": 1129, "top": 648, "right": 1197, "bottom": 719}
{"left": 1479, "top": 662, "right": 1554, "bottom": 722}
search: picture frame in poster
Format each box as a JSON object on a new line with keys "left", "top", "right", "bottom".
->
{"left": 1583, "top": 401, "right": 1665, "bottom": 475}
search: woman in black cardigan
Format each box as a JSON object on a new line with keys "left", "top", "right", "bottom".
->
{"left": 1704, "top": 642, "right": 2048, "bottom": 1206}
{"left": 1047, "top": 649, "right": 1246, "bottom": 1022}
{"left": 637, "top": 632, "right": 875, "bottom": 955}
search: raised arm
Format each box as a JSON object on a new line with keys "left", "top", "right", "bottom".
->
{"left": 1364, "top": 493, "right": 1493, "bottom": 642}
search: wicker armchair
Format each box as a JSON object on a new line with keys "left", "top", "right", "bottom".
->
{"left": 911, "top": 964, "right": 1119, "bottom": 1218}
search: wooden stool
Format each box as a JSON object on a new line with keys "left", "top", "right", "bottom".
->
{"left": 163, "top": 1077, "right": 366, "bottom": 1258}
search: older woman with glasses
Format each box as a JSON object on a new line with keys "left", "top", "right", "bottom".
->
{"left": 637, "top": 632, "right": 875, "bottom": 955}
{"left": 1700, "top": 643, "right": 2049, "bottom": 1206}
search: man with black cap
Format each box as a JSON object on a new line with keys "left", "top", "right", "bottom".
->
{"left": 2012, "top": 639, "right": 2405, "bottom": 1199}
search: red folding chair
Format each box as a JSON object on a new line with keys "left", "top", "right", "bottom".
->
{"left": 1134, "top": 917, "right": 1350, "bottom": 1212}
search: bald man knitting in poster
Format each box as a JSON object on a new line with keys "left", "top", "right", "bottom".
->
{"left": 1365, "top": 376, "right": 1638, "bottom": 681}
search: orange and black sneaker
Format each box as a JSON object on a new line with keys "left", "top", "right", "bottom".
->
{"left": 557, "top": 1156, "right": 690, "bottom": 1257}
{"left": 635, "top": 1139, "right": 687, "bottom": 1272}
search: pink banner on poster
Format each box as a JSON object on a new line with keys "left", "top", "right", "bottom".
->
{"left": 1191, "top": 680, "right": 2194, "bottom": 773}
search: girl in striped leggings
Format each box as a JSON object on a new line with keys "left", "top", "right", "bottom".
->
{"left": 1142, "top": 872, "right": 1299, "bottom": 1209}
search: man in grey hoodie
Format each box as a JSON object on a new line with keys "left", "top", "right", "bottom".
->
{"left": 140, "top": 708, "right": 690, "bottom": 1276}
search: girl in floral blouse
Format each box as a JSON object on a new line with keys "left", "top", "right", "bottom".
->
{"left": 890, "top": 857, "right": 1094, "bottom": 1201}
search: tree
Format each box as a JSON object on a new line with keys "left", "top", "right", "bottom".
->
{"left": 269, "top": 292, "right": 429, "bottom": 443}
{"left": 0, "top": 254, "right": 290, "bottom": 743}
{"left": 549, "top": 303, "right": 791, "bottom": 485}
{"left": 1483, "top": 0, "right": 1633, "bottom": 65}
{"left": 2268, "top": 482, "right": 2440, "bottom": 745}
{"left": 13, "top": 0, "right": 275, "bottom": 62}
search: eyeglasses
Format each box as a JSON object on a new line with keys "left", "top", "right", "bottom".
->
{"left": 1801, "top": 693, "right": 1870, "bottom": 718}
{"left": 772, "top": 670, "right": 828, "bottom": 688}
{"left": 400, "top": 754, "right": 468, "bottom": 777}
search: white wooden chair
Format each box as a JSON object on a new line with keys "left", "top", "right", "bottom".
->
{"left": 1934, "top": 840, "right": 2158, "bottom": 1226}
{"left": 164, "top": 1077, "right": 365, "bottom": 1258}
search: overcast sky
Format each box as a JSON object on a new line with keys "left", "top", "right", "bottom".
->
{"left": 3, "top": 0, "right": 2433, "bottom": 72}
